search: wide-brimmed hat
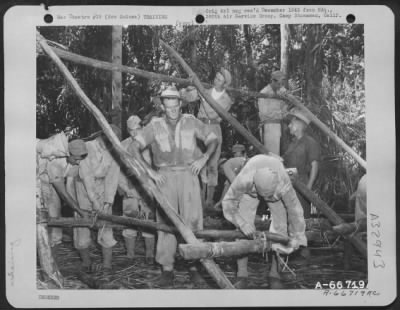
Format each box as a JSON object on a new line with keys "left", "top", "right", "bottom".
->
{"left": 160, "top": 86, "right": 181, "bottom": 99}
{"left": 288, "top": 108, "right": 311, "bottom": 125}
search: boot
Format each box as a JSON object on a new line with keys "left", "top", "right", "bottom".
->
{"left": 144, "top": 237, "right": 155, "bottom": 264}
{"left": 154, "top": 270, "right": 174, "bottom": 287}
{"left": 78, "top": 248, "right": 92, "bottom": 272}
{"left": 102, "top": 246, "right": 113, "bottom": 271}
{"left": 124, "top": 237, "right": 136, "bottom": 259}
{"left": 51, "top": 244, "right": 62, "bottom": 264}
{"left": 234, "top": 276, "right": 249, "bottom": 289}
{"left": 189, "top": 269, "right": 206, "bottom": 286}
{"left": 205, "top": 185, "right": 216, "bottom": 209}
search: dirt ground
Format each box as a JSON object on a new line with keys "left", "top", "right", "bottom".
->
{"left": 38, "top": 227, "right": 367, "bottom": 290}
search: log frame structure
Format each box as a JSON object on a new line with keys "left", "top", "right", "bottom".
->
{"left": 36, "top": 30, "right": 367, "bottom": 288}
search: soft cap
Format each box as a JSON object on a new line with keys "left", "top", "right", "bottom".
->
{"left": 127, "top": 115, "right": 142, "bottom": 130}
{"left": 68, "top": 139, "right": 88, "bottom": 156}
{"left": 253, "top": 167, "right": 279, "bottom": 198}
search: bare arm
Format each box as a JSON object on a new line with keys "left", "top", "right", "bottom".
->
{"left": 307, "top": 160, "right": 319, "bottom": 189}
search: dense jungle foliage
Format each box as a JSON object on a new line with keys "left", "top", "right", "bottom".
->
{"left": 37, "top": 24, "right": 365, "bottom": 209}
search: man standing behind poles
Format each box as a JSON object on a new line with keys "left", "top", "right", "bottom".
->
{"left": 129, "top": 86, "right": 218, "bottom": 287}
{"left": 180, "top": 68, "right": 233, "bottom": 209}
{"left": 222, "top": 154, "right": 307, "bottom": 289}
{"left": 283, "top": 108, "right": 320, "bottom": 219}
{"left": 257, "top": 70, "right": 288, "bottom": 155}
{"left": 37, "top": 132, "right": 88, "bottom": 259}
{"left": 118, "top": 115, "right": 155, "bottom": 264}
{"left": 73, "top": 125, "right": 121, "bottom": 273}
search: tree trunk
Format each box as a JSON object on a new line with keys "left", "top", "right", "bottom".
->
{"left": 280, "top": 24, "right": 290, "bottom": 78}
{"left": 179, "top": 239, "right": 270, "bottom": 260}
{"left": 111, "top": 26, "right": 122, "bottom": 129}
{"left": 304, "top": 25, "right": 323, "bottom": 103}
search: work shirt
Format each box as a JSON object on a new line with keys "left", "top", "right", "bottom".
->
{"left": 37, "top": 132, "right": 75, "bottom": 184}
{"left": 78, "top": 139, "right": 120, "bottom": 204}
{"left": 222, "top": 156, "right": 247, "bottom": 183}
{"left": 282, "top": 135, "right": 321, "bottom": 183}
{"left": 180, "top": 87, "right": 233, "bottom": 122}
{"left": 257, "top": 85, "right": 288, "bottom": 122}
{"left": 222, "top": 154, "right": 306, "bottom": 243}
{"left": 133, "top": 114, "right": 217, "bottom": 168}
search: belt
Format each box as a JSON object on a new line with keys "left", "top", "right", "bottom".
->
{"left": 260, "top": 119, "right": 281, "bottom": 124}
{"left": 199, "top": 118, "right": 220, "bottom": 124}
{"left": 158, "top": 166, "right": 190, "bottom": 171}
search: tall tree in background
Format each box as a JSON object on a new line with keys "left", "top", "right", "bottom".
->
{"left": 111, "top": 25, "right": 123, "bottom": 130}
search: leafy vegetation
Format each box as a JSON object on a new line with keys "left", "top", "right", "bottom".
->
{"left": 37, "top": 24, "right": 365, "bottom": 208}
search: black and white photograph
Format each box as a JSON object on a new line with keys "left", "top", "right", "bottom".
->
{"left": 4, "top": 4, "right": 396, "bottom": 308}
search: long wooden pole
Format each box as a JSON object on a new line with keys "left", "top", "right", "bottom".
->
{"left": 47, "top": 216, "right": 290, "bottom": 244}
{"left": 160, "top": 39, "right": 367, "bottom": 258}
{"left": 37, "top": 31, "right": 234, "bottom": 289}
{"left": 47, "top": 43, "right": 366, "bottom": 168}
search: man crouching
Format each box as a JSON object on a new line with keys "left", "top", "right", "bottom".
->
{"left": 222, "top": 154, "right": 307, "bottom": 288}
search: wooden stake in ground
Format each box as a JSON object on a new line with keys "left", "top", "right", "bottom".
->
{"left": 37, "top": 31, "right": 234, "bottom": 289}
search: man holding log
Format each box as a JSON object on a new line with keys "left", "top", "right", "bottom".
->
{"left": 180, "top": 68, "right": 233, "bottom": 209}
{"left": 222, "top": 154, "right": 307, "bottom": 288}
{"left": 118, "top": 115, "right": 156, "bottom": 264}
{"left": 72, "top": 125, "right": 121, "bottom": 273}
{"left": 128, "top": 86, "right": 219, "bottom": 287}
{"left": 37, "top": 132, "right": 88, "bottom": 260}
{"left": 256, "top": 70, "right": 288, "bottom": 155}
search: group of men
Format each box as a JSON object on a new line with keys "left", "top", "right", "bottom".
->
{"left": 37, "top": 68, "right": 329, "bottom": 288}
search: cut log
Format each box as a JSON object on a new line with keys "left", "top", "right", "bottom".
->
{"left": 179, "top": 239, "right": 270, "bottom": 260}
{"left": 37, "top": 31, "right": 234, "bottom": 289}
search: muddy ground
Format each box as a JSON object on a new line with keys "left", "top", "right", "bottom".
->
{"left": 38, "top": 227, "right": 367, "bottom": 290}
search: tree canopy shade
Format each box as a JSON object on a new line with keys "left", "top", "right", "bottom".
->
{"left": 37, "top": 23, "right": 365, "bottom": 206}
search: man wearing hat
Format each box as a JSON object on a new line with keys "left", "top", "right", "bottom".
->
{"left": 72, "top": 124, "right": 122, "bottom": 273}
{"left": 37, "top": 132, "right": 88, "bottom": 259}
{"left": 282, "top": 108, "right": 320, "bottom": 218}
{"left": 257, "top": 70, "right": 288, "bottom": 155}
{"left": 128, "top": 86, "right": 218, "bottom": 287}
{"left": 222, "top": 154, "right": 307, "bottom": 289}
{"left": 180, "top": 68, "right": 233, "bottom": 209}
{"left": 118, "top": 115, "right": 155, "bottom": 264}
